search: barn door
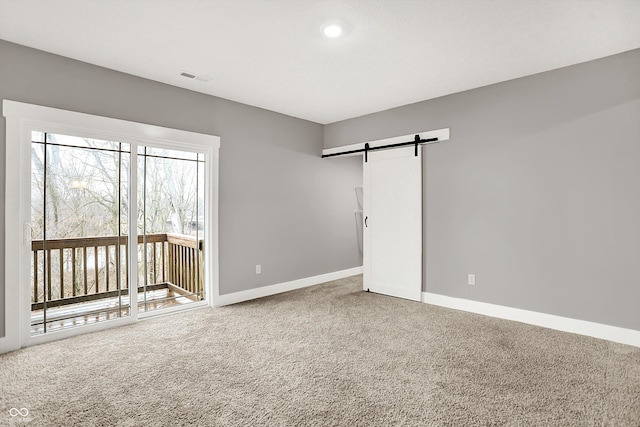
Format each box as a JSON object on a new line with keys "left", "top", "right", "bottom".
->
{"left": 363, "top": 146, "right": 422, "bottom": 301}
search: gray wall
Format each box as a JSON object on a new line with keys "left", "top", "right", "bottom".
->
{"left": 0, "top": 40, "right": 362, "bottom": 338}
{"left": 325, "top": 48, "right": 640, "bottom": 331}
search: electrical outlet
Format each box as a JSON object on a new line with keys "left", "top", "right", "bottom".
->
{"left": 256, "top": 264, "right": 261, "bottom": 275}
{"left": 468, "top": 274, "right": 476, "bottom": 286}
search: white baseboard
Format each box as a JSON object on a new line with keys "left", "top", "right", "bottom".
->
{"left": 215, "top": 266, "right": 363, "bottom": 306}
{"left": 423, "top": 292, "right": 640, "bottom": 348}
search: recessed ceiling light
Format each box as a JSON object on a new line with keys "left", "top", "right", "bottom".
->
{"left": 322, "top": 24, "right": 343, "bottom": 38}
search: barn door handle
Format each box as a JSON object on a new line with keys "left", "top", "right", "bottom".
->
{"left": 364, "top": 216, "right": 368, "bottom": 227}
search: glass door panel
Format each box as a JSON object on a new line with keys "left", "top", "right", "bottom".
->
{"left": 137, "top": 146, "right": 205, "bottom": 313}
{"left": 30, "top": 132, "right": 130, "bottom": 335}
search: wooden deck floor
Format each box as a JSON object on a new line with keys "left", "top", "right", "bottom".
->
{"left": 31, "top": 288, "right": 197, "bottom": 335}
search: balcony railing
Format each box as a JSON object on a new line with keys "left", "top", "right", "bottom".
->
{"left": 31, "top": 233, "right": 204, "bottom": 311}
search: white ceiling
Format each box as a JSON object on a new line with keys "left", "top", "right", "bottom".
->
{"left": 1, "top": 0, "right": 639, "bottom": 124}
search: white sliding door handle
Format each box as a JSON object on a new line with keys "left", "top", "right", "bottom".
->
{"left": 23, "top": 223, "right": 33, "bottom": 246}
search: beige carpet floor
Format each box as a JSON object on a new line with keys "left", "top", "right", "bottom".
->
{"left": 1, "top": 275, "right": 639, "bottom": 426}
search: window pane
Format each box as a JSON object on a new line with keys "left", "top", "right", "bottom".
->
{"left": 44, "top": 133, "right": 129, "bottom": 152}
{"left": 31, "top": 133, "right": 130, "bottom": 335}
{"left": 32, "top": 131, "right": 45, "bottom": 143}
{"left": 138, "top": 146, "right": 205, "bottom": 313}
{"left": 139, "top": 146, "right": 199, "bottom": 161}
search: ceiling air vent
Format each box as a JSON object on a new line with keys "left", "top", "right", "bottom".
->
{"left": 180, "top": 71, "right": 211, "bottom": 83}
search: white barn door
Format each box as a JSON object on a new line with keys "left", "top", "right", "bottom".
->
{"left": 363, "top": 146, "right": 422, "bottom": 301}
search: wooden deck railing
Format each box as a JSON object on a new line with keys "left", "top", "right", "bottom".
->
{"left": 31, "top": 233, "right": 204, "bottom": 309}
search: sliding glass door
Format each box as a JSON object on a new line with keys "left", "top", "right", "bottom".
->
{"left": 30, "top": 134, "right": 207, "bottom": 335}
{"left": 3, "top": 100, "right": 219, "bottom": 353}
